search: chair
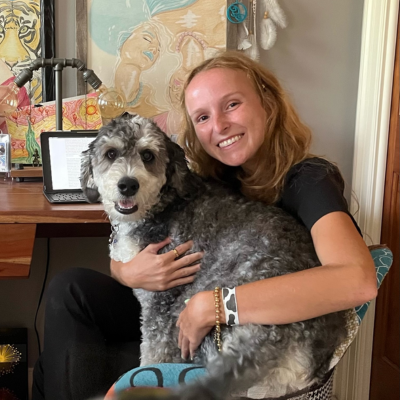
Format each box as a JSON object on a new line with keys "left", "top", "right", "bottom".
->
{"left": 105, "top": 245, "right": 393, "bottom": 399}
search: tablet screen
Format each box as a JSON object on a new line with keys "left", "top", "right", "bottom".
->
{"left": 48, "top": 136, "right": 94, "bottom": 190}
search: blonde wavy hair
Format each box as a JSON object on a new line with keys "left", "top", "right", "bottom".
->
{"left": 178, "top": 51, "right": 313, "bottom": 204}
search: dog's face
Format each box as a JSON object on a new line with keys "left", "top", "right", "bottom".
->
{"left": 81, "top": 114, "right": 199, "bottom": 222}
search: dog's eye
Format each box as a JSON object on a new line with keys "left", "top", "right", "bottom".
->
{"left": 141, "top": 150, "right": 154, "bottom": 163}
{"left": 106, "top": 149, "right": 117, "bottom": 160}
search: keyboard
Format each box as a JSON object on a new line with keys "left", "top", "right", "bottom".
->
{"left": 45, "top": 192, "right": 89, "bottom": 203}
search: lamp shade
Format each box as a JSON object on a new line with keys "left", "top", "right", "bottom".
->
{"left": 97, "top": 84, "right": 126, "bottom": 119}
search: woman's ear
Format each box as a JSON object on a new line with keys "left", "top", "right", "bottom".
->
{"left": 80, "top": 146, "right": 101, "bottom": 203}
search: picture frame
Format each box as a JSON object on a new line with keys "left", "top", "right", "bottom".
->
{"left": 75, "top": 0, "right": 237, "bottom": 95}
{"left": 40, "top": 0, "right": 56, "bottom": 102}
{"left": 75, "top": 0, "right": 238, "bottom": 134}
{"left": 0, "top": 0, "right": 55, "bottom": 104}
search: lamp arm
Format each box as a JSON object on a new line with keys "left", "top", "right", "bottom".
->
{"left": 13, "top": 58, "right": 103, "bottom": 131}
{"left": 14, "top": 58, "right": 99, "bottom": 88}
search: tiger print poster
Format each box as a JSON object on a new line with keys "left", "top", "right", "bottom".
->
{"left": 0, "top": 0, "right": 44, "bottom": 104}
{"left": 87, "top": 0, "right": 227, "bottom": 135}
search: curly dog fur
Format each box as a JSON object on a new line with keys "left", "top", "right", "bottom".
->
{"left": 81, "top": 114, "right": 347, "bottom": 399}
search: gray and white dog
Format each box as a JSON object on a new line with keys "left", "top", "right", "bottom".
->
{"left": 81, "top": 114, "right": 347, "bottom": 400}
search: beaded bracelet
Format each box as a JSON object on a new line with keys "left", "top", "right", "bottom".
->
{"left": 213, "top": 286, "right": 222, "bottom": 352}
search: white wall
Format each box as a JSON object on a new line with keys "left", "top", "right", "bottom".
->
{"left": 261, "top": 0, "right": 364, "bottom": 198}
{"left": 0, "top": 0, "right": 364, "bottom": 370}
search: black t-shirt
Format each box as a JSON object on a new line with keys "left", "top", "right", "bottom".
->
{"left": 276, "top": 157, "right": 362, "bottom": 235}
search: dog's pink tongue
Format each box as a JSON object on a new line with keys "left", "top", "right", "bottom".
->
{"left": 118, "top": 199, "right": 135, "bottom": 209}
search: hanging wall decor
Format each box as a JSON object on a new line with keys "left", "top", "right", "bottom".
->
{"left": 260, "top": 0, "right": 287, "bottom": 50}
{"left": 245, "top": 0, "right": 260, "bottom": 61}
{"left": 236, "top": 0, "right": 287, "bottom": 60}
{"left": 227, "top": 0, "right": 248, "bottom": 24}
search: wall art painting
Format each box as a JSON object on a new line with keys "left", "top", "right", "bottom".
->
{"left": 83, "top": 0, "right": 229, "bottom": 135}
{"left": 0, "top": 0, "right": 55, "bottom": 133}
{"left": 5, "top": 93, "right": 102, "bottom": 164}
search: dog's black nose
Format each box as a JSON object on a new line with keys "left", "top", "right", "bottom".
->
{"left": 118, "top": 177, "right": 139, "bottom": 196}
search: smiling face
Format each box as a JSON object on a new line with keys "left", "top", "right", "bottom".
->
{"left": 184, "top": 68, "right": 267, "bottom": 171}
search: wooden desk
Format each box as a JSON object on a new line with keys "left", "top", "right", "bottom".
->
{"left": 0, "top": 180, "right": 110, "bottom": 278}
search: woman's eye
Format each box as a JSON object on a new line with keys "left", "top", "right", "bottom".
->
{"left": 106, "top": 149, "right": 117, "bottom": 160}
{"left": 141, "top": 150, "right": 154, "bottom": 162}
{"left": 228, "top": 102, "right": 239, "bottom": 109}
{"left": 197, "top": 115, "right": 208, "bottom": 123}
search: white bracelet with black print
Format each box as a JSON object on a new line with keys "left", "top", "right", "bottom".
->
{"left": 222, "top": 287, "right": 240, "bottom": 326}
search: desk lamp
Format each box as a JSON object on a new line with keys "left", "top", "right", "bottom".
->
{"left": 0, "top": 57, "right": 126, "bottom": 130}
{"left": 0, "top": 58, "right": 125, "bottom": 177}
{"left": 14, "top": 58, "right": 127, "bottom": 129}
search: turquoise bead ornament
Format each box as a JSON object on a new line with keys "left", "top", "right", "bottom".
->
{"left": 227, "top": 0, "right": 248, "bottom": 24}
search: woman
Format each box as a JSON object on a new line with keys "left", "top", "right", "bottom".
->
{"left": 32, "top": 52, "right": 377, "bottom": 400}
{"left": 172, "top": 52, "right": 377, "bottom": 360}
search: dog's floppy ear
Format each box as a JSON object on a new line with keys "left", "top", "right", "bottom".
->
{"left": 165, "top": 138, "right": 203, "bottom": 200}
{"left": 120, "top": 111, "right": 136, "bottom": 119}
{"left": 80, "top": 144, "right": 101, "bottom": 203}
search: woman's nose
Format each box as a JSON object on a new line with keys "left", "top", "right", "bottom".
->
{"left": 212, "top": 113, "right": 230, "bottom": 135}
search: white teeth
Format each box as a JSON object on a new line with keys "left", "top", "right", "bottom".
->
{"left": 118, "top": 199, "right": 136, "bottom": 209}
{"left": 218, "top": 135, "right": 243, "bottom": 148}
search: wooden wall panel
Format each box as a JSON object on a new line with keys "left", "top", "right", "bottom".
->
{"left": 0, "top": 224, "right": 36, "bottom": 278}
{"left": 370, "top": 12, "right": 400, "bottom": 400}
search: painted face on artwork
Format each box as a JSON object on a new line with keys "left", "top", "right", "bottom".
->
{"left": 185, "top": 68, "right": 267, "bottom": 170}
{"left": 119, "top": 22, "right": 160, "bottom": 70}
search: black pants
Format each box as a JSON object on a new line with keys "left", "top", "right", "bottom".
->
{"left": 32, "top": 268, "right": 142, "bottom": 400}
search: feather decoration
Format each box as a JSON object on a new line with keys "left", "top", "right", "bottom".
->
{"left": 260, "top": 15, "right": 277, "bottom": 50}
{"left": 244, "top": 33, "right": 260, "bottom": 61}
{"left": 244, "top": 0, "right": 260, "bottom": 61}
{"left": 260, "top": 0, "right": 287, "bottom": 50}
{"left": 237, "top": 20, "right": 252, "bottom": 50}
{"left": 264, "top": 0, "right": 287, "bottom": 28}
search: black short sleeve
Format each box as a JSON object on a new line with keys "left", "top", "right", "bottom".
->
{"left": 277, "top": 158, "right": 361, "bottom": 234}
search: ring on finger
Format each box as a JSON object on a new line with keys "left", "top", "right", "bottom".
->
{"left": 173, "top": 248, "right": 180, "bottom": 259}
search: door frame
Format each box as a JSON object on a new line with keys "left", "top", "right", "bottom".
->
{"left": 334, "top": 0, "right": 399, "bottom": 399}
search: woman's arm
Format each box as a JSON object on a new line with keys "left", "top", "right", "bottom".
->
{"left": 177, "top": 211, "right": 377, "bottom": 359}
{"left": 234, "top": 211, "right": 377, "bottom": 324}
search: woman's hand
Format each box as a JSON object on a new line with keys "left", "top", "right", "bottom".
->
{"left": 110, "top": 238, "right": 203, "bottom": 291}
{"left": 177, "top": 291, "right": 225, "bottom": 360}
